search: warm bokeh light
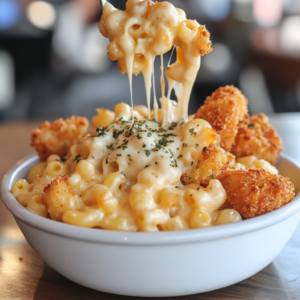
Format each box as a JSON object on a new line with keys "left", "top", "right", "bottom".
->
{"left": 26, "top": 1, "right": 56, "bottom": 30}
{"left": 253, "top": 0, "right": 282, "bottom": 27}
{"left": 280, "top": 16, "right": 300, "bottom": 54}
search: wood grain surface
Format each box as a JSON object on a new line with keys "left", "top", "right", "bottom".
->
{"left": 1, "top": 116, "right": 300, "bottom": 300}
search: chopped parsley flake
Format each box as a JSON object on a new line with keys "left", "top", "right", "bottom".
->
{"left": 203, "top": 146, "right": 208, "bottom": 152}
{"left": 60, "top": 157, "right": 66, "bottom": 163}
{"left": 137, "top": 133, "right": 142, "bottom": 139}
{"left": 182, "top": 143, "right": 187, "bottom": 147}
{"left": 168, "top": 123, "right": 177, "bottom": 130}
{"left": 189, "top": 128, "right": 196, "bottom": 135}
{"left": 117, "top": 154, "right": 121, "bottom": 157}
{"left": 147, "top": 132, "right": 152, "bottom": 137}
{"left": 113, "top": 129, "right": 124, "bottom": 139}
{"left": 203, "top": 115, "right": 207, "bottom": 120}
{"left": 106, "top": 157, "right": 109, "bottom": 164}
{"left": 96, "top": 125, "right": 106, "bottom": 137}
{"left": 73, "top": 154, "right": 81, "bottom": 164}
{"left": 248, "top": 124, "right": 255, "bottom": 129}
{"left": 145, "top": 150, "right": 151, "bottom": 157}
{"left": 210, "top": 174, "right": 214, "bottom": 179}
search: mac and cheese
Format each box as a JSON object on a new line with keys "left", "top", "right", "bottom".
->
{"left": 11, "top": 0, "right": 295, "bottom": 231}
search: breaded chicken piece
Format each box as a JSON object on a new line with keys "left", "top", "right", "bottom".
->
{"left": 232, "top": 113, "right": 283, "bottom": 164}
{"left": 31, "top": 116, "right": 89, "bottom": 161}
{"left": 194, "top": 86, "right": 248, "bottom": 151}
{"left": 181, "top": 144, "right": 235, "bottom": 187}
{"left": 43, "top": 175, "right": 81, "bottom": 221}
{"left": 218, "top": 168, "right": 295, "bottom": 219}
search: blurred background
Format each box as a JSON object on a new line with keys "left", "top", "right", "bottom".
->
{"left": 0, "top": 0, "right": 300, "bottom": 123}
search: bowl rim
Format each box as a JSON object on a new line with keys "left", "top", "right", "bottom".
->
{"left": 1, "top": 153, "right": 300, "bottom": 246}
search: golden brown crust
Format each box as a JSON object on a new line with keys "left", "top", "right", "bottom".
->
{"left": 232, "top": 113, "right": 283, "bottom": 164}
{"left": 194, "top": 86, "right": 248, "bottom": 151}
{"left": 217, "top": 169, "right": 295, "bottom": 219}
{"left": 43, "top": 175, "right": 76, "bottom": 221}
{"left": 181, "top": 144, "right": 235, "bottom": 187}
{"left": 31, "top": 116, "right": 89, "bottom": 161}
{"left": 197, "top": 25, "right": 213, "bottom": 56}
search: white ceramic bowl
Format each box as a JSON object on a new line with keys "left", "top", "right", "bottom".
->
{"left": 1, "top": 153, "right": 300, "bottom": 297}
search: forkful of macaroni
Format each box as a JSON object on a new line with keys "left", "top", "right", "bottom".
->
{"left": 12, "top": 0, "right": 295, "bottom": 232}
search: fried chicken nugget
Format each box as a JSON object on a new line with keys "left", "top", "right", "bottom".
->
{"left": 31, "top": 116, "right": 89, "bottom": 161}
{"left": 194, "top": 86, "right": 248, "bottom": 151}
{"left": 218, "top": 168, "right": 295, "bottom": 219}
{"left": 181, "top": 144, "right": 235, "bottom": 187}
{"left": 43, "top": 175, "right": 81, "bottom": 221}
{"left": 232, "top": 113, "right": 283, "bottom": 164}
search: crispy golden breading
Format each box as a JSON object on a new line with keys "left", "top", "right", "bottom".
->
{"left": 43, "top": 175, "right": 80, "bottom": 221}
{"left": 31, "top": 116, "right": 89, "bottom": 161}
{"left": 232, "top": 113, "right": 283, "bottom": 164}
{"left": 181, "top": 144, "right": 235, "bottom": 187}
{"left": 194, "top": 86, "right": 248, "bottom": 151}
{"left": 218, "top": 169, "right": 295, "bottom": 219}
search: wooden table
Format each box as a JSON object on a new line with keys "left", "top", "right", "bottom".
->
{"left": 1, "top": 115, "right": 300, "bottom": 300}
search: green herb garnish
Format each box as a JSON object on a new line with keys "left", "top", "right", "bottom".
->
{"left": 73, "top": 154, "right": 81, "bottom": 164}
{"left": 96, "top": 125, "right": 106, "bottom": 137}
